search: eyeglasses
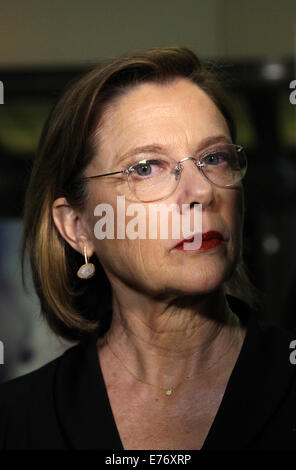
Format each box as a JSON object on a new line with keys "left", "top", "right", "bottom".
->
{"left": 82, "top": 143, "right": 247, "bottom": 202}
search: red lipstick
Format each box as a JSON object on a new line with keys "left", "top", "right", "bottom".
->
{"left": 174, "top": 230, "right": 224, "bottom": 251}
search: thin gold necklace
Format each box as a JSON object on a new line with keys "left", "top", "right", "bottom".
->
{"left": 105, "top": 313, "right": 241, "bottom": 397}
{"left": 106, "top": 336, "right": 178, "bottom": 396}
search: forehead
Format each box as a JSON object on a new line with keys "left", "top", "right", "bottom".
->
{"left": 94, "top": 78, "right": 230, "bottom": 167}
{"left": 103, "top": 78, "right": 227, "bottom": 127}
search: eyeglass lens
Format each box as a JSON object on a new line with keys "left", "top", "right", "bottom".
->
{"left": 126, "top": 145, "right": 247, "bottom": 202}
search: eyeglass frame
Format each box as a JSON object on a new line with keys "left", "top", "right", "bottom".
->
{"left": 81, "top": 143, "right": 247, "bottom": 202}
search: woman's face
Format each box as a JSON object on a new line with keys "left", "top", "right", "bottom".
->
{"left": 83, "top": 78, "right": 243, "bottom": 298}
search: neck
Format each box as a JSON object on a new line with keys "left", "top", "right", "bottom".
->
{"left": 100, "top": 286, "right": 245, "bottom": 396}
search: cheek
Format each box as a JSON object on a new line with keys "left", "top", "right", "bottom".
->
{"left": 93, "top": 237, "right": 165, "bottom": 293}
{"left": 224, "top": 188, "right": 244, "bottom": 251}
{"left": 234, "top": 188, "right": 244, "bottom": 230}
{"left": 87, "top": 191, "right": 164, "bottom": 281}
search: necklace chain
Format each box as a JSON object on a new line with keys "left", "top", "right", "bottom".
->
{"left": 105, "top": 309, "right": 241, "bottom": 397}
{"left": 106, "top": 336, "right": 179, "bottom": 396}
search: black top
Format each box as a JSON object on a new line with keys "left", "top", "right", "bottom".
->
{"left": 1, "top": 296, "right": 296, "bottom": 450}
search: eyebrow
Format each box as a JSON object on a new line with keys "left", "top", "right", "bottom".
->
{"left": 114, "top": 135, "right": 231, "bottom": 166}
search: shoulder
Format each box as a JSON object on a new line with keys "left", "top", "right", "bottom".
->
{"left": 0, "top": 342, "right": 83, "bottom": 449}
{"left": 0, "top": 342, "right": 80, "bottom": 425}
{"left": 228, "top": 295, "right": 296, "bottom": 386}
{"left": 205, "top": 297, "right": 296, "bottom": 449}
{"left": 252, "top": 314, "right": 296, "bottom": 364}
{"left": 0, "top": 343, "right": 78, "bottom": 399}
{"left": 0, "top": 356, "right": 59, "bottom": 403}
{"left": 228, "top": 295, "right": 296, "bottom": 355}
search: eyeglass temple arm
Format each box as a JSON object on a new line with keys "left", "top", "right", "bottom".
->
{"left": 82, "top": 169, "right": 126, "bottom": 180}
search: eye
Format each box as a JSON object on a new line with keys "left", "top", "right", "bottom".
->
{"left": 202, "top": 151, "right": 230, "bottom": 166}
{"left": 131, "top": 159, "right": 166, "bottom": 178}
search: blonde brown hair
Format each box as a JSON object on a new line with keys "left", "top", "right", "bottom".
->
{"left": 21, "top": 46, "right": 259, "bottom": 342}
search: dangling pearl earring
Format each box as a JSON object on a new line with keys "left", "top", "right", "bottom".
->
{"left": 77, "top": 246, "right": 95, "bottom": 279}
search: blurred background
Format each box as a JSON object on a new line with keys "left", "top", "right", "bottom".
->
{"left": 0, "top": 0, "right": 295, "bottom": 383}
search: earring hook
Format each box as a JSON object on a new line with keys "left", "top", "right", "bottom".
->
{"left": 84, "top": 245, "right": 88, "bottom": 265}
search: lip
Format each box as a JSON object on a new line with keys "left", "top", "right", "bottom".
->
{"left": 173, "top": 230, "right": 224, "bottom": 251}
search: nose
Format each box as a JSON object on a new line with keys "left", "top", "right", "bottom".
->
{"left": 174, "top": 157, "right": 215, "bottom": 208}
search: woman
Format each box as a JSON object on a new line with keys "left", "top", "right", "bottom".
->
{"left": 0, "top": 47, "right": 295, "bottom": 450}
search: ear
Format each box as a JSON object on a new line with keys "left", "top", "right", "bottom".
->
{"left": 52, "top": 197, "right": 94, "bottom": 257}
